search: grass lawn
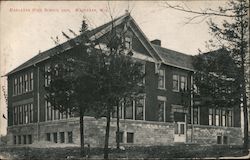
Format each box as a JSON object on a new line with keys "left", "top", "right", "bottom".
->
{"left": 0, "top": 144, "right": 248, "bottom": 159}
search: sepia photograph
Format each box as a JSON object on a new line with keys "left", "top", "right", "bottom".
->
{"left": 0, "top": 0, "right": 249, "bottom": 159}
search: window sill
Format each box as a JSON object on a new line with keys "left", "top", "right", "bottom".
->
{"left": 172, "top": 89, "right": 179, "bottom": 92}
{"left": 158, "top": 88, "right": 166, "bottom": 91}
{"left": 13, "top": 91, "right": 33, "bottom": 97}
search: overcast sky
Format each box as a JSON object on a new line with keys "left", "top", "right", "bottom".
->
{"left": 0, "top": 0, "right": 228, "bottom": 135}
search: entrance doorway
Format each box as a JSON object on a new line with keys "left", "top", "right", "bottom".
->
{"left": 174, "top": 112, "right": 186, "bottom": 143}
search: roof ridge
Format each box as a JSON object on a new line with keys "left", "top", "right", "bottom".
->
{"left": 151, "top": 44, "right": 192, "bottom": 57}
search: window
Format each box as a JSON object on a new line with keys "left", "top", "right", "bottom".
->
{"left": 137, "top": 63, "right": 145, "bottom": 85}
{"left": 223, "top": 136, "right": 228, "bottom": 144}
{"left": 217, "top": 136, "right": 222, "bottom": 144}
{"left": 222, "top": 110, "right": 226, "bottom": 126}
{"left": 53, "top": 132, "right": 57, "bottom": 143}
{"left": 23, "top": 135, "right": 27, "bottom": 144}
{"left": 112, "top": 106, "right": 123, "bottom": 119}
{"left": 24, "top": 74, "right": 28, "bottom": 92}
{"left": 13, "top": 107, "right": 18, "bottom": 125}
{"left": 13, "top": 136, "right": 16, "bottom": 145}
{"left": 54, "top": 109, "right": 59, "bottom": 120}
{"left": 124, "top": 37, "right": 132, "bottom": 49}
{"left": 127, "top": 132, "right": 134, "bottom": 143}
{"left": 13, "top": 78, "right": 18, "bottom": 95}
{"left": 18, "top": 135, "right": 21, "bottom": 144}
{"left": 228, "top": 110, "right": 233, "bottom": 127}
{"left": 68, "top": 131, "right": 73, "bottom": 143}
{"left": 28, "top": 135, "right": 32, "bottom": 144}
{"left": 29, "top": 104, "right": 33, "bottom": 123}
{"left": 46, "top": 101, "right": 52, "bottom": 121}
{"left": 157, "top": 100, "right": 165, "bottom": 122}
{"left": 13, "top": 72, "right": 33, "bottom": 95}
{"left": 46, "top": 133, "right": 51, "bottom": 141}
{"left": 215, "top": 109, "right": 220, "bottom": 126}
{"left": 21, "top": 75, "right": 25, "bottom": 93}
{"left": 116, "top": 131, "right": 123, "bottom": 143}
{"left": 209, "top": 108, "right": 213, "bottom": 125}
{"left": 19, "top": 76, "right": 22, "bottom": 94}
{"left": 124, "top": 99, "right": 133, "bottom": 119}
{"left": 13, "top": 103, "right": 33, "bottom": 125}
{"left": 209, "top": 108, "right": 233, "bottom": 127}
{"left": 45, "top": 65, "right": 51, "bottom": 87}
{"left": 29, "top": 72, "right": 33, "bottom": 91}
{"left": 180, "top": 76, "right": 187, "bottom": 91}
{"left": 135, "top": 98, "right": 144, "bottom": 120}
{"left": 19, "top": 106, "right": 23, "bottom": 124}
{"left": 24, "top": 105, "right": 28, "bottom": 124}
{"left": 158, "top": 69, "right": 165, "bottom": 89}
{"left": 60, "top": 132, "right": 65, "bottom": 143}
{"left": 173, "top": 74, "right": 179, "bottom": 91}
{"left": 193, "top": 106, "right": 199, "bottom": 124}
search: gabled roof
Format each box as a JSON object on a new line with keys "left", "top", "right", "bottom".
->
{"left": 152, "top": 44, "right": 194, "bottom": 71}
{"left": 6, "top": 13, "right": 130, "bottom": 76}
{"left": 6, "top": 12, "right": 194, "bottom": 76}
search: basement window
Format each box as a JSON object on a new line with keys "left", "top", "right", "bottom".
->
{"left": 53, "top": 132, "right": 57, "bottom": 143}
{"left": 223, "top": 136, "right": 228, "bottom": 144}
{"left": 46, "top": 133, "right": 51, "bottom": 141}
{"left": 13, "top": 136, "right": 16, "bottom": 145}
{"left": 60, "top": 132, "right": 65, "bottom": 143}
{"left": 217, "top": 136, "right": 222, "bottom": 144}
{"left": 68, "top": 131, "right": 73, "bottom": 143}
{"left": 23, "top": 135, "right": 27, "bottom": 144}
{"left": 18, "top": 135, "right": 21, "bottom": 144}
{"left": 28, "top": 135, "right": 32, "bottom": 144}
{"left": 127, "top": 132, "right": 134, "bottom": 143}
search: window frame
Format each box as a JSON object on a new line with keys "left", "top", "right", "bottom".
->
{"left": 124, "top": 36, "right": 132, "bottom": 49}
{"left": 180, "top": 75, "right": 187, "bottom": 92}
{"left": 124, "top": 99, "right": 134, "bottom": 120}
{"left": 158, "top": 69, "right": 165, "bottom": 89}
{"left": 126, "top": 132, "right": 134, "bottom": 143}
{"left": 193, "top": 106, "right": 199, "bottom": 125}
{"left": 157, "top": 99, "right": 166, "bottom": 122}
{"left": 172, "top": 74, "right": 179, "bottom": 92}
{"left": 135, "top": 97, "right": 145, "bottom": 120}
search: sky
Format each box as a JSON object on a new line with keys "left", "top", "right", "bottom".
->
{"left": 0, "top": 0, "right": 228, "bottom": 135}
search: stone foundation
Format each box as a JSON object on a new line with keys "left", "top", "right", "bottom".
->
{"left": 187, "top": 124, "right": 243, "bottom": 145}
{"left": 7, "top": 117, "right": 243, "bottom": 147}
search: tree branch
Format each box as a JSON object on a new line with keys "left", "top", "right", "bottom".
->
{"left": 164, "top": 2, "right": 248, "bottom": 19}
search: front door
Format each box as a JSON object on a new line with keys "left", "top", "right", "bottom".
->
{"left": 174, "top": 112, "right": 186, "bottom": 143}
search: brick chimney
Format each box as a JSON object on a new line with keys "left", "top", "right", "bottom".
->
{"left": 151, "top": 39, "right": 161, "bottom": 46}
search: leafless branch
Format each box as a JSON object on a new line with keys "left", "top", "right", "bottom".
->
{"left": 164, "top": 2, "right": 248, "bottom": 20}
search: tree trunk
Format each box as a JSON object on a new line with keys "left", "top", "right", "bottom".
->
{"left": 104, "top": 108, "right": 111, "bottom": 160}
{"left": 243, "top": 93, "right": 249, "bottom": 150}
{"left": 239, "top": 4, "right": 248, "bottom": 150}
{"left": 116, "top": 103, "right": 120, "bottom": 149}
{"left": 80, "top": 112, "right": 85, "bottom": 157}
{"left": 240, "top": 63, "right": 249, "bottom": 151}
